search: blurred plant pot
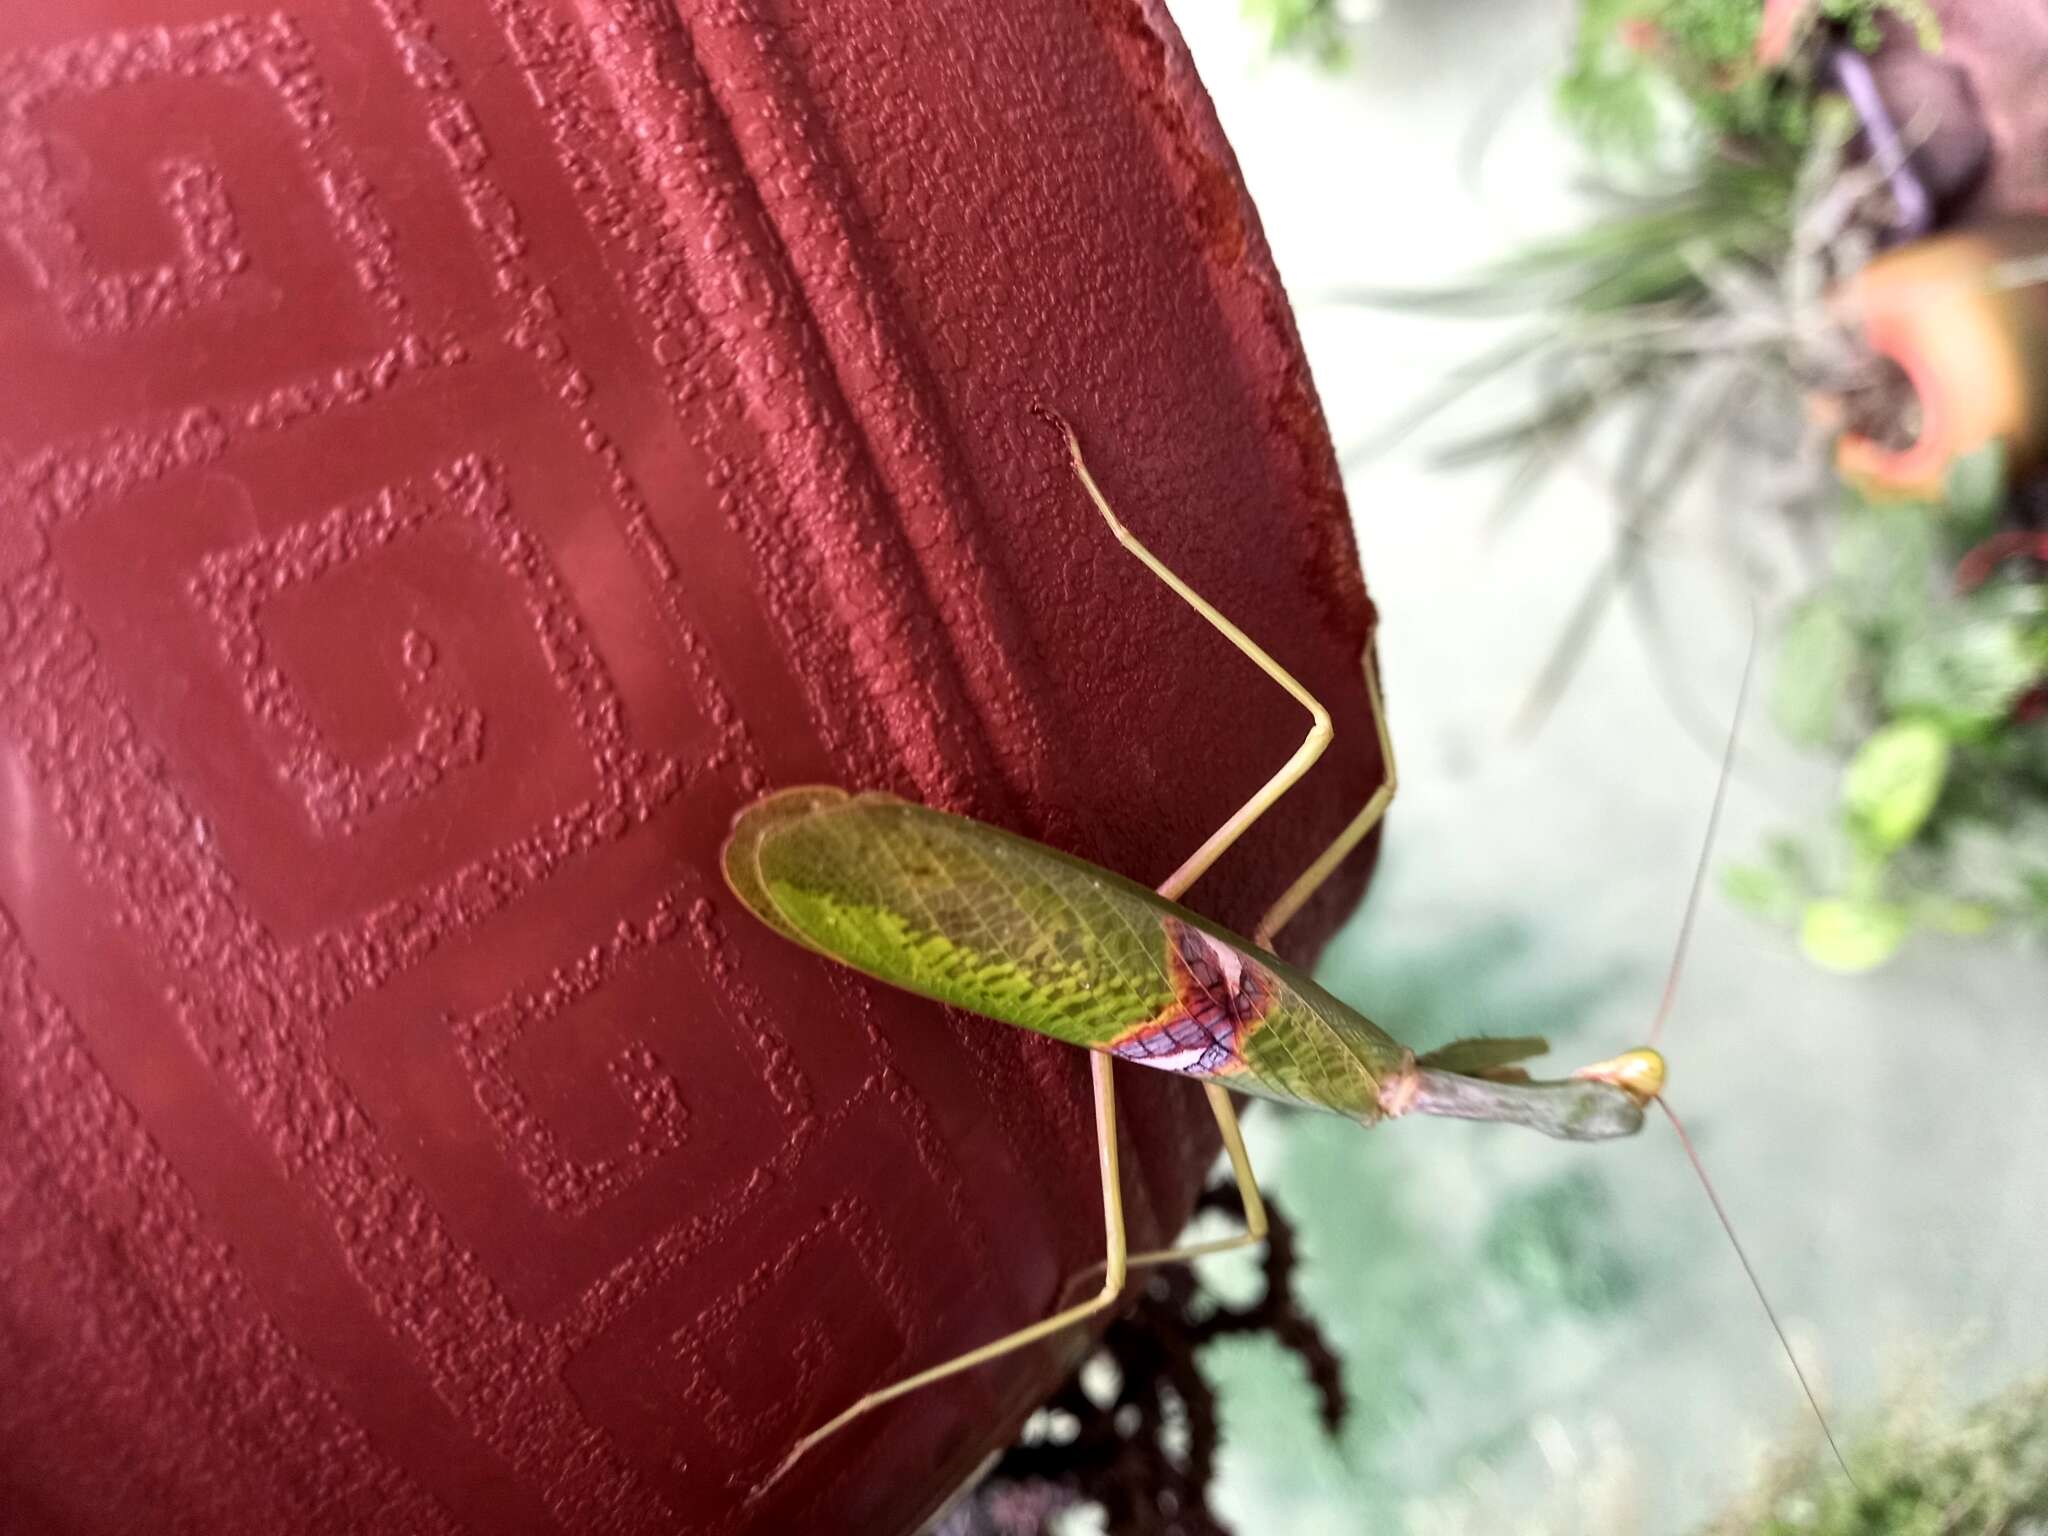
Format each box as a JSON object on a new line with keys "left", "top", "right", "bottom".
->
{"left": 1832, "top": 217, "right": 2048, "bottom": 500}
{"left": 0, "top": 2, "right": 1381, "bottom": 1533}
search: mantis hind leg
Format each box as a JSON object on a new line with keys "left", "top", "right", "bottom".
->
{"left": 1139, "top": 650, "right": 1396, "bottom": 1268}
{"left": 1067, "top": 1079, "right": 1267, "bottom": 1284}
{"left": 1094, "top": 649, "right": 1396, "bottom": 1278}
{"left": 770, "top": 432, "right": 1394, "bottom": 1481}
{"left": 757, "top": 1052, "right": 1129, "bottom": 1494}
{"left": 1049, "top": 420, "right": 1394, "bottom": 1277}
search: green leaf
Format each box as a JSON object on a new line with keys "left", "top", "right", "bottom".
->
{"left": 1833, "top": 501, "right": 1938, "bottom": 628}
{"left": 1911, "top": 897, "right": 1999, "bottom": 937}
{"left": 1940, "top": 440, "right": 2009, "bottom": 544}
{"left": 1843, "top": 835, "right": 1893, "bottom": 901}
{"left": 1240, "top": 0, "right": 1350, "bottom": 65}
{"left": 1842, "top": 718, "right": 1951, "bottom": 850}
{"left": 1771, "top": 597, "right": 1857, "bottom": 745}
{"left": 1800, "top": 898, "right": 1910, "bottom": 972}
{"left": 1723, "top": 861, "right": 1802, "bottom": 922}
{"left": 1727, "top": 835, "right": 1820, "bottom": 921}
{"left": 1820, "top": 0, "right": 1942, "bottom": 56}
{"left": 1939, "top": 812, "right": 2048, "bottom": 914}
{"left": 1882, "top": 586, "right": 2048, "bottom": 736}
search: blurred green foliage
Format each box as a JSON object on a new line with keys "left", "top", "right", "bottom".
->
{"left": 1204, "top": 915, "right": 1656, "bottom": 1526}
{"left": 1481, "top": 1169, "right": 1641, "bottom": 1316}
{"left": 1237, "top": 0, "right": 1352, "bottom": 68}
{"left": 1728, "top": 446, "right": 2048, "bottom": 970}
{"left": 1340, "top": 137, "right": 1817, "bottom": 497}
{"left": 1701, "top": 1370, "right": 2048, "bottom": 1534}
{"left": 1561, "top": 0, "right": 1940, "bottom": 158}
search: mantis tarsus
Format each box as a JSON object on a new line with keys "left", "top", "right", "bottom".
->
{"left": 721, "top": 411, "right": 1852, "bottom": 1499}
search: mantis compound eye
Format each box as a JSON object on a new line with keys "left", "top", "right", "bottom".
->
{"left": 1571, "top": 1047, "right": 1667, "bottom": 1105}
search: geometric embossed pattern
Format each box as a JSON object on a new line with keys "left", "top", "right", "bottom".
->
{"left": 0, "top": 2, "right": 1380, "bottom": 1532}
{"left": 190, "top": 459, "right": 534, "bottom": 833}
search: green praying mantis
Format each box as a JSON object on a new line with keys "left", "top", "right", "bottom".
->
{"left": 722, "top": 412, "right": 1852, "bottom": 1498}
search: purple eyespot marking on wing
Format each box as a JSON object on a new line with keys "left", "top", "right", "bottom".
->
{"left": 1108, "top": 919, "right": 1276, "bottom": 1078}
{"left": 1111, "top": 1011, "right": 1242, "bottom": 1075}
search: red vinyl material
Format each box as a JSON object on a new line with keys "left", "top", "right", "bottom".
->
{"left": 0, "top": 3, "right": 1382, "bottom": 1531}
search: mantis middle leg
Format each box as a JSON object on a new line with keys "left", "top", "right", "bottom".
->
{"left": 1070, "top": 649, "right": 1395, "bottom": 1279}
{"left": 1050, "top": 419, "right": 1396, "bottom": 1278}
{"left": 766, "top": 424, "right": 1388, "bottom": 1483}
{"left": 1255, "top": 642, "right": 1398, "bottom": 949}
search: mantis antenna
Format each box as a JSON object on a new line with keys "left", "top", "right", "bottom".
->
{"left": 1648, "top": 622, "right": 1861, "bottom": 1492}
{"left": 1648, "top": 617, "right": 1754, "bottom": 1050}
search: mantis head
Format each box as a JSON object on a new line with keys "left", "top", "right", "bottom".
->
{"left": 1570, "top": 1046, "right": 1667, "bottom": 1106}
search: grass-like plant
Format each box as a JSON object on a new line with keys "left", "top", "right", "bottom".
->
{"left": 1700, "top": 1366, "right": 2048, "bottom": 1534}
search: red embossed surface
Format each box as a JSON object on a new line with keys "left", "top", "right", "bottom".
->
{"left": 0, "top": 3, "right": 1383, "bottom": 1533}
